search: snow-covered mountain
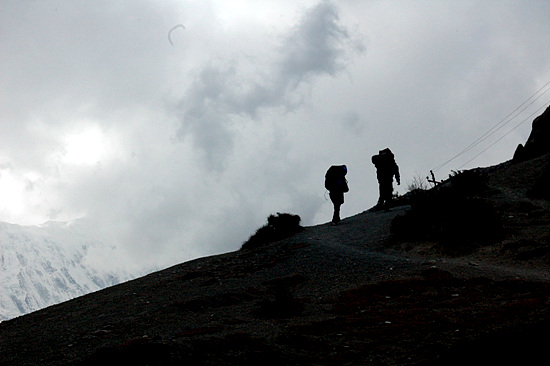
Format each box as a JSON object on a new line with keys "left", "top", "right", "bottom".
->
{"left": 0, "top": 220, "right": 147, "bottom": 321}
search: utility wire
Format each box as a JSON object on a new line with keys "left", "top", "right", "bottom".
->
{"left": 433, "top": 80, "right": 550, "bottom": 172}
{"left": 457, "top": 101, "right": 550, "bottom": 169}
{"left": 454, "top": 85, "right": 550, "bottom": 160}
{"left": 432, "top": 79, "right": 550, "bottom": 173}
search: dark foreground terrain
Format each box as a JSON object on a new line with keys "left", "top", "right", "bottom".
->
{"left": 1, "top": 154, "right": 550, "bottom": 366}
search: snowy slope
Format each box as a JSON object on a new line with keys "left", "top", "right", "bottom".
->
{"left": 0, "top": 220, "right": 146, "bottom": 321}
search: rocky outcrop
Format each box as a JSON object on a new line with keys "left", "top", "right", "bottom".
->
{"left": 513, "top": 105, "right": 550, "bottom": 162}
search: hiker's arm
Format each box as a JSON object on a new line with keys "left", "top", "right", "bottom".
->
{"left": 395, "top": 164, "right": 400, "bottom": 185}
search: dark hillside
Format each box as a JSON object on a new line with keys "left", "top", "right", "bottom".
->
{"left": 390, "top": 153, "right": 550, "bottom": 262}
{"left": 2, "top": 112, "right": 550, "bottom": 365}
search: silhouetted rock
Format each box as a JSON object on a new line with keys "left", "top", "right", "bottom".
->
{"left": 513, "top": 105, "right": 550, "bottom": 162}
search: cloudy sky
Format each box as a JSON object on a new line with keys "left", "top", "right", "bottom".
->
{"left": 2, "top": 0, "right": 550, "bottom": 271}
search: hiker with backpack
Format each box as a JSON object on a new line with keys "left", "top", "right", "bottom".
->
{"left": 325, "top": 165, "right": 349, "bottom": 225}
{"left": 371, "top": 148, "right": 400, "bottom": 211}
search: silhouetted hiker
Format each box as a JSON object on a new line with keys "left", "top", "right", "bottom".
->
{"left": 325, "top": 165, "right": 349, "bottom": 225}
{"left": 371, "top": 148, "right": 400, "bottom": 210}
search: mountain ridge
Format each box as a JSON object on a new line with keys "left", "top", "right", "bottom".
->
{"left": 0, "top": 220, "right": 144, "bottom": 321}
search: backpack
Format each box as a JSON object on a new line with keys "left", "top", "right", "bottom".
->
{"left": 372, "top": 148, "right": 394, "bottom": 168}
{"left": 372, "top": 148, "right": 399, "bottom": 181}
{"left": 325, "top": 165, "right": 349, "bottom": 192}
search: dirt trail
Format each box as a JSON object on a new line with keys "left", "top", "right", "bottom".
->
{"left": 292, "top": 206, "right": 550, "bottom": 286}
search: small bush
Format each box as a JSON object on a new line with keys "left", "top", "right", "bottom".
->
{"left": 446, "top": 169, "right": 488, "bottom": 197}
{"left": 241, "top": 213, "right": 302, "bottom": 251}
{"left": 407, "top": 173, "right": 429, "bottom": 192}
{"left": 391, "top": 169, "right": 503, "bottom": 254}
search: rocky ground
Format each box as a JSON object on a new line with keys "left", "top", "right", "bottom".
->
{"left": 1, "top": 154, "right": 549, "bottom": 365}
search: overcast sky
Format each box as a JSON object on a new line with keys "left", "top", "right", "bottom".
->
{"left": 2, "top": 0, "right": 550, "bottom": 271}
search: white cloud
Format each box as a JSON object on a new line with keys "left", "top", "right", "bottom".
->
{"left": 174, "top": 2, "right": 362, "bottom": 171}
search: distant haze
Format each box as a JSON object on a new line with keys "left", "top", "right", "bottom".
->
{"left": 1, "top": 1, "right": 550, "bottom": 271}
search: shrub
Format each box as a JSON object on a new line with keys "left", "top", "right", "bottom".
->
{"left": 406, "top": 173, "right": 429, "bottom": 192}
{"left": 390, "top": 169, "right": 503, "bottom": 254}
{"left": 241, "top": 213, "right": 302, "bottom": 251}
{"left": 446, "top": 169, "right": 488, "bottom": 197}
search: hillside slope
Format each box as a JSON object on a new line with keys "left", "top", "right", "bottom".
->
{"left": 1, "top": 154, "right": 549, "bottom": 366}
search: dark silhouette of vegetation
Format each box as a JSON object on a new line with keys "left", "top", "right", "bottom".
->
{"left": 391, "top": 169, "right": 503, "bottom": 254}
{"left": 241, "top": 213, "right": 302, "bottom": 250}
{"left": 406, "top": 173, "right": 429, "bottom": 192}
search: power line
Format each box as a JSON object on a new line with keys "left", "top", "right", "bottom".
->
{"left": 457, "top": 101, "right": 550, "bottom": 169}
{"left": 455, "top": 85, "right": 550, "bottom": 160}
{"left": 433, "top": 80, "right": 550, "bottom": 172}
{"left": 432, "top": 79, "right": 550, "bottom": 173}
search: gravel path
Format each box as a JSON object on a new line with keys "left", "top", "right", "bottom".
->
{"left": 284, "top": 206, "right": 550, "bottom": 294}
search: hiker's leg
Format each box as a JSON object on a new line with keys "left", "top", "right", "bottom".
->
{"left": 377, "top": 182, "right": 384, "bottom": 206}
{"left": 380, "top": 181, "right": 393, "bottom": 207}
{"left": 330, "top": 191, "right": 343, "bottom": 223}
{"left": 332, "top": 202, "right": 341, "bottom": 223}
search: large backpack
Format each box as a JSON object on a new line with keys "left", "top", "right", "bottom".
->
{"left": 372, "top": 148, "right": 398, "bottom": 181}
{"left": 325, "top": 165, "right": 349, "bottom": 192}
{"left": 372, "top": 148, "right": 394, "bottom": 168}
